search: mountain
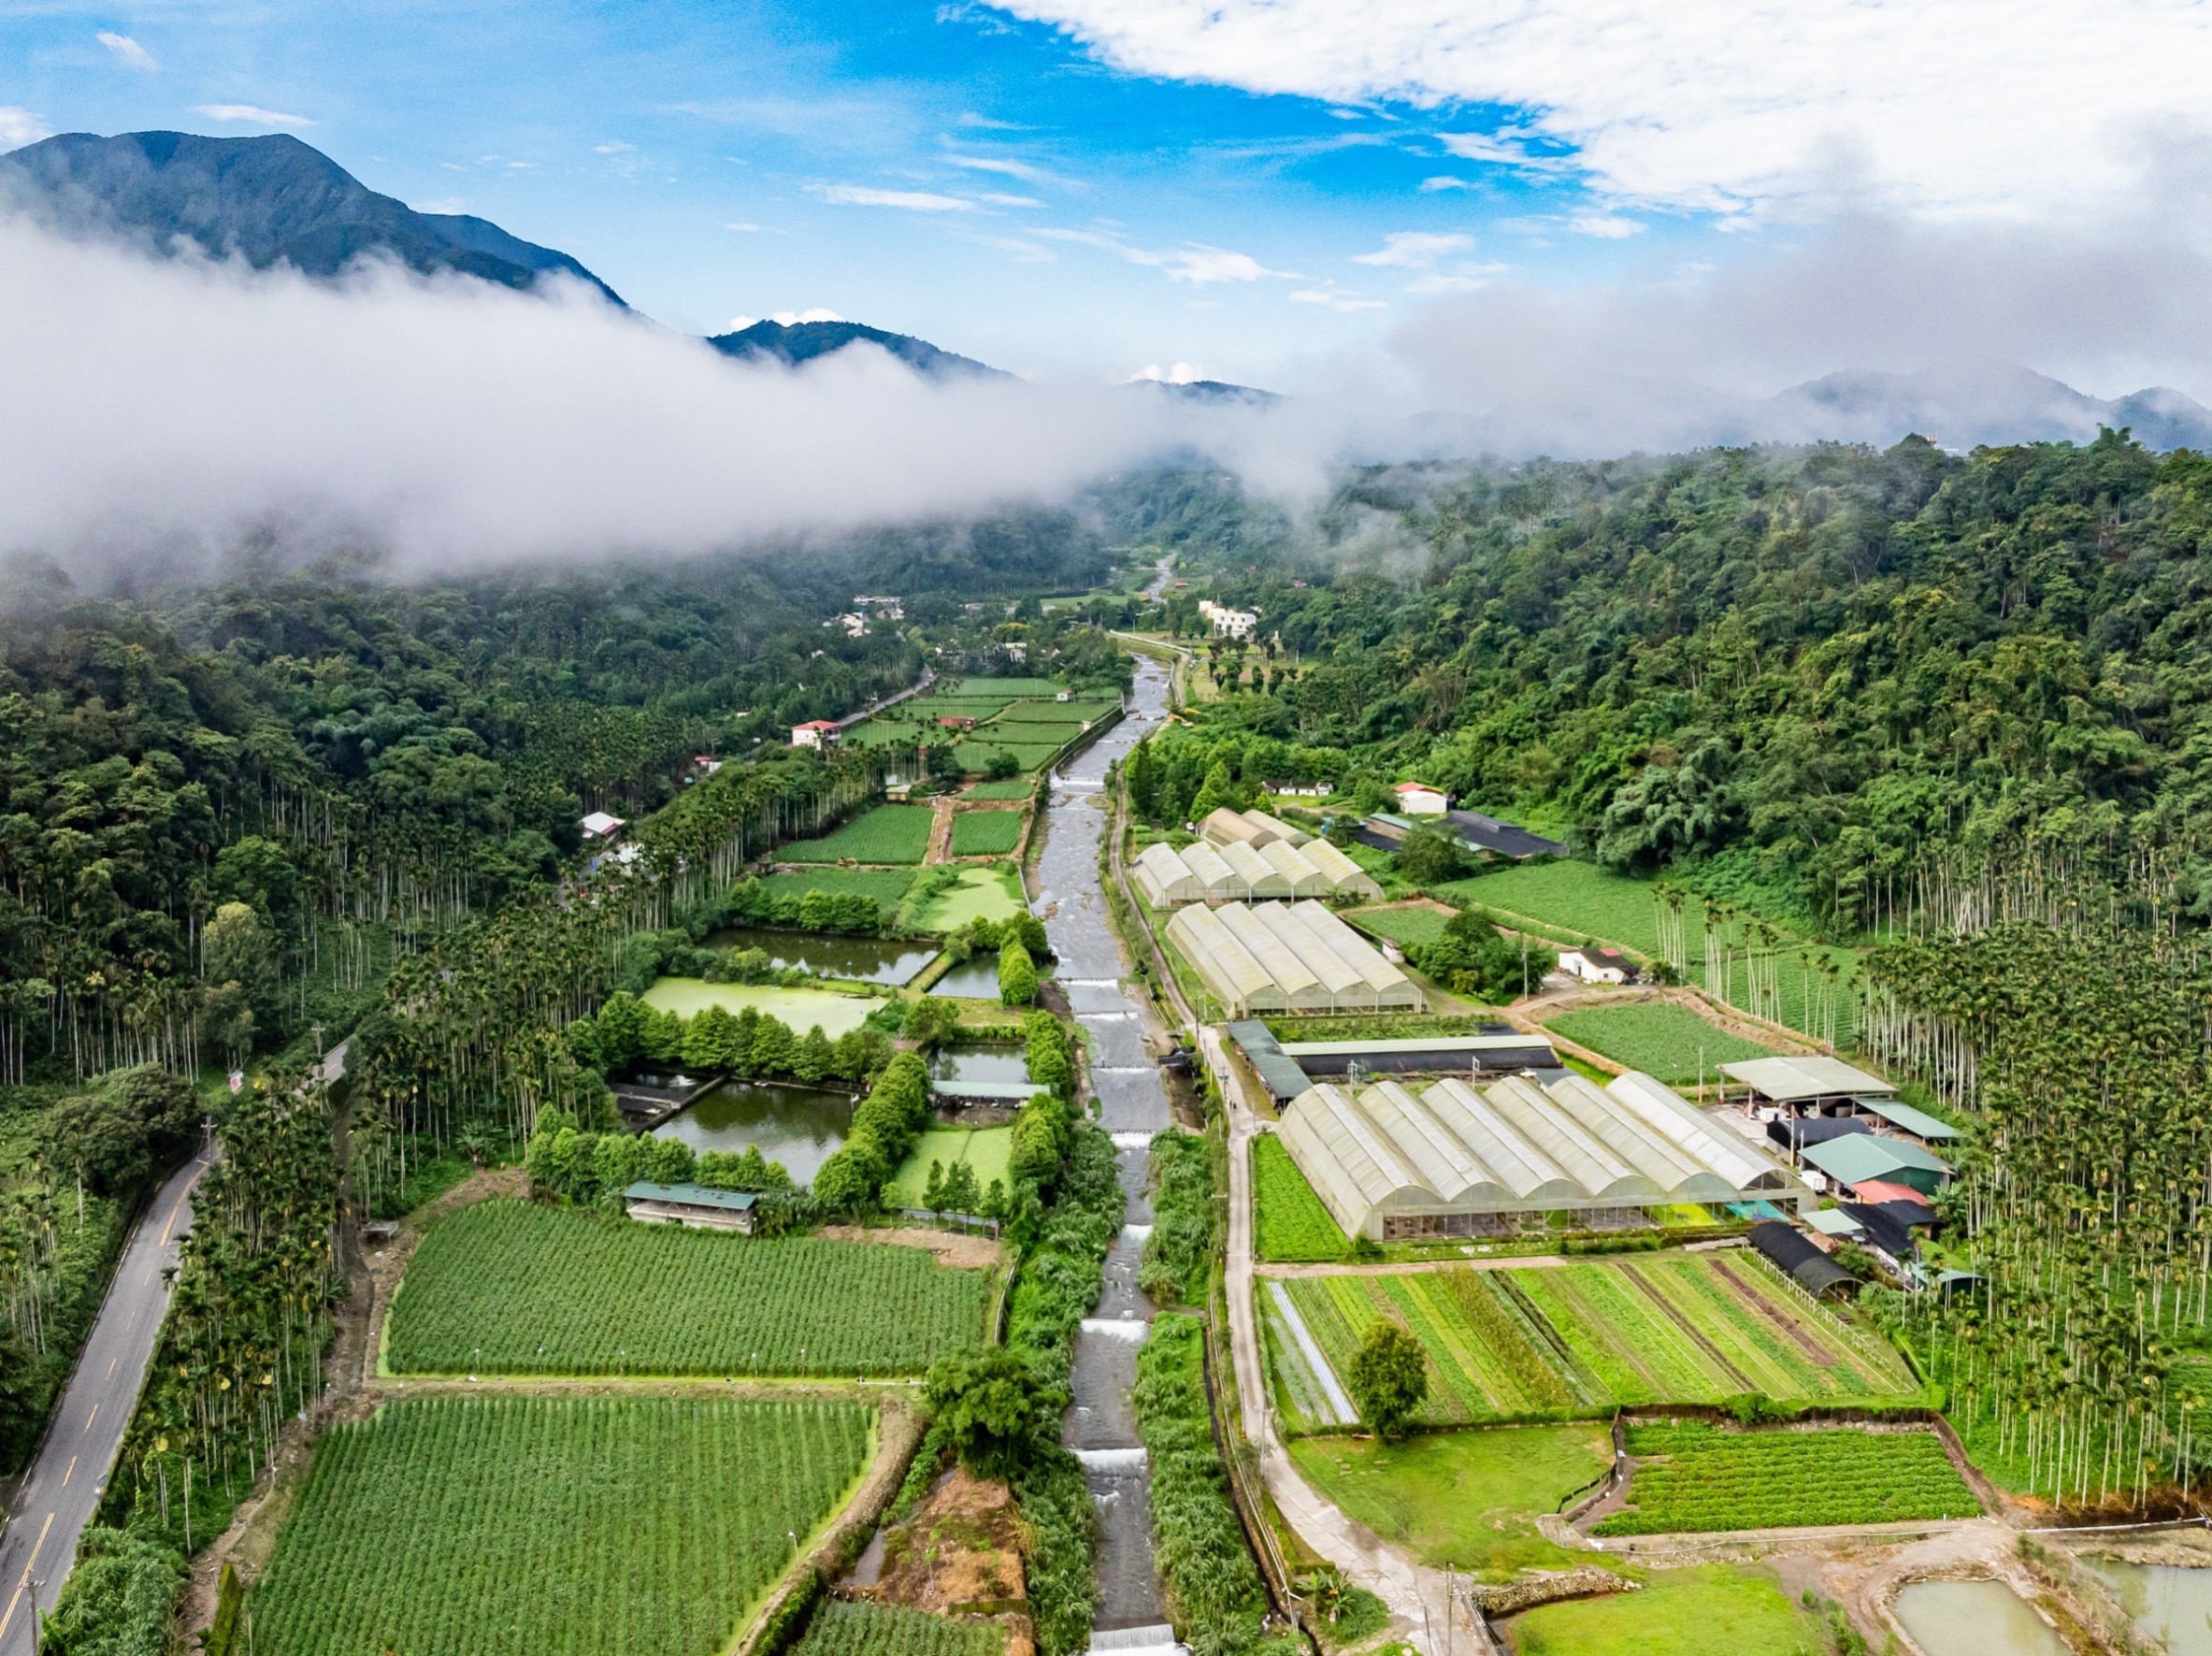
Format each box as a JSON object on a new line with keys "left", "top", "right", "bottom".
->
{"left": 1136, "top": 378, "right": 1281, "bottom": 408}
{"left": 1763, "top": 365, "right": 2212, "bottom": 452}
{"left": 0, "top": 130, "right": 622, "bottom": 302}
{"left": 707, "top": 319, "right": 1005, "bottom": 381}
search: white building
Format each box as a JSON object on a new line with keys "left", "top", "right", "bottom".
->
{"left": 836, "top": 612, "right": 869, "bottom": 637}
{"left": 580, "top": 811, "right": 625, "bottom": 840}
{"left": 791, "top": 720, "right": 841, "bottom": 749}
{"left": 1197, "top": 598, "right": 1260, "bottom": 639}
{"left": 1392, "top": 781, "right": 1449, "bottom": 816}
{"left": 1559, "top": 946, "right": 1639, "bottom": 985}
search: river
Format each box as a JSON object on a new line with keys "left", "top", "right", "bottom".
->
{"left": 1034, "top": 651, "right": 1180, "bottom": 1656}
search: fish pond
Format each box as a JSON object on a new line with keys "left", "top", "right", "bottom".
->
{"left": 651, "top": 1078, "right": 856, "bottom": 1183}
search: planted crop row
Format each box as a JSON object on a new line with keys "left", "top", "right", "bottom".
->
{"left": 792, "top": 1600, "right": 1004, "bottom": 1656}
{"left": 386, "top": 1201, "right": 987, "bottom": 1376}
{"left": 781, "top": 805, "right": 937, "bottom": 865}
{"left": 1594, "top": 1422, "right": 1976, "bottom": 1535}
{"left": 1274, "top": 1260, "right": 1916, "bottom": 1425}
{"left": 951, "top": 810, "right": 1026, "bottom": 857}
{"left": 1252, "top": 1135, "right": 1350, "bottom": 1261}
{"left": 1544, "top": 1003, "right": 1775, "bottom": 1085}
{"left": 250, "top": 1394, "right": 872, "bottom": 1656}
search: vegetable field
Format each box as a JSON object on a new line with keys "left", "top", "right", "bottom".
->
{"left": 1433, "top": 862, "right": 1664, "bottom": 957}
{"left": 951, "top": 810, "right": 1026, "bottom": 857}
{"left": 1543, "top": 1003, "right": 1777, "bottom": 1084}
{"left": 963, "top": 779, "right": 1035, "bottom": 801}
{"left": 1254, "top": 1135, "right": 1350, "bottom": 1261}
{"left": 951, "top": 741, "right": 1065, "bottom": 775}
{"left": 758, "top": 867, "right": 918, "bottom": 909}
{"left": 781, "top": 805, "right": 936, "bottom": 865}
{"left": 1269, "top": 1257, "right": 1918, "bottom": 1429}
{"left": 1593, "top": 1421, "right": 1977, "bottom": 1534}
{"left": 1344, "top": 905, "right": 1452, "bottom": 950}
{"left": 386, "top": 1201, "right": 988, "bottom": 1376}
{"left": 248, "top": 1394, "right": 872, "bottom": 1656}
{"left": 792, "top": 1601, "right": 1004, "bottom": 1656}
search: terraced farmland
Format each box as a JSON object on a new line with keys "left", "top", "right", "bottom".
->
{"left": 1594, "top": 1421, "right": 1978, "bottom": 1534}
{"left": 386, "top": 1201, "right": 989, "bottom": 1376}
{"left": 248, "top": 1394, "right": 872, "bottom": 1656}
{"left": 1269, "top": 1256, "right": 1918, "bottom": 1429}
{"left": 950, "top": 809, "right": 1026, "bottom": 856}
{"left": 780, "top": 804, "right": 936, "bottom": 865}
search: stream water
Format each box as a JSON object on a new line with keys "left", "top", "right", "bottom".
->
{"left": 1036, "top": 653, "right": 1180, "bottom": 1654}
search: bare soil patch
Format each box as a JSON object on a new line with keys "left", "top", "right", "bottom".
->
{"left": 854, "top": 1466, "right": 1034, "bottom": 1656}
{"left": 819, "top": 1223, "right": 1004, "bottom": 1271}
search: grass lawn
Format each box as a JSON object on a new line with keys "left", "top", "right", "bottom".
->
{"left": 951, "top": 741, "right": 1064, "bottom": 774}
{"left": 883, "top": 1127, "right": 1014, "bottom": 1209}
{"left": 641, "top": 979, "right": 883, "bottom": 1037}
{"left": 387, "top": 1201, "right": 989, "bottom": 1375}
{"left": 249, "top": 1393, "right": 872, "bottom": 1656}
{"left": 914, "top": 865, "right": 1028, "bottom": 930}
{"left": 963, "top": 778, "right": 1036, "bottom": 801}
{"left": 951, "top": 809, "right": 1026, "bottom": 857}
{"left": 1253, "top": 1134, "right": 1350, "bottom": 1261}
{"left": 1287, "top": 1426, "right": 1613, "bottom": 1578}
{"left": 780, "top": 803, "right": 936, "bottom": 865}
{"left": 1544, "top": 1001, "right": 1776, "bottom": 1084}
{"left": 757, "top": 867, "right": 918, "bottom": 909}
{"left": 1508, "top": 1563, "right": 1826, "bottom": 1656}
{"left": 943, "top": 676, "right": 1061, "bottom": 697}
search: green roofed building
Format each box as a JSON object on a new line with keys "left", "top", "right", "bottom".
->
{"left": 1796, "top": 1134, "right": 1953, "bottom": 1198}
{"left": 623, "top": 1182, "right": 757, "bottom": 1232}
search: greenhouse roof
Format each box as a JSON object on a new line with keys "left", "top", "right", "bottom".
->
{"left": 1719, "top": 1056, "right": 1897, "bottom": 1102}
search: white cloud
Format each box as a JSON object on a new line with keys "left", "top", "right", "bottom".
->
{"left": 1289, "top": 287, "right": 1386, "bottom": 311}
{"left": 96, "top": 31, "right": 159, "bottom": 72}
{"left": 943, "top": 153, "right": 1046, "bottom": 181}
{"left": 1405, "top": 267, "right": 1501, "bottom": 293}
{"left": 984, "top": 0, "right": 2212, "bottom": 217}
{"left": 194, "top": 104, "right": 315, "bottom": 129}
{"left": 970, "top": 191, "right": 1041, "bottom": 209}
{"left": 1569, "top": 214, "right": 1643, "bottom": 238}
{"left": 0, "top": 108, "right": 50, "bottom": 148}
{"left": 1351, "top": 231, "right": 1472, "bottom": 267}
{"left": 814, "top": 184, "right": 976, "bottom": 211}
{"left": 1128, "top": 362, "right": 1206, "bottom": 383}
{"left": 411, "top": 197, "right": 468, "bottom": 215}
{"left": 1418, "top": 176, "right": 1475, "bottom": 193}
{"left": 0, "top": 220, "right": 1324, "bottom": 577}
{"left": 1043, "top": 228, "right": 1294, "bottom": 284}
{"left": 594, "top": 140, "right": 637, "bottom": 154}
{"left": 727, "top": 310, "right": 848, "bottom": 329}
{"left": 725, "top": 222, "right": 764, "bottom": 232}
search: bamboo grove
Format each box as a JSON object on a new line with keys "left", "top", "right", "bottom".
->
{"left": 1863, "top": 921, "right": 2212, "bottom": 1508}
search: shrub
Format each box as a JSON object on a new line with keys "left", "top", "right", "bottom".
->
{"left": 998, "top": 940, "right": 1039, "bottom": 1006}
{"left": 1345, "top": 1319, "right": 1428, "bottom": 1440}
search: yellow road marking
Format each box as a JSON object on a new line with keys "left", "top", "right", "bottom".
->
{"left": 0, "top": 1512, "right": 58, "bottom": 1642}
{"left": 83, "top": 1404, "right": 96, "bottom": 1430}
{"left": 61, "top": 1457, "right": 76, "bottom": 1488}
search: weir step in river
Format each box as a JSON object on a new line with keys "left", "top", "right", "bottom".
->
{"left": 1034, "top": 656, "right": 1185, "bottom": 1652}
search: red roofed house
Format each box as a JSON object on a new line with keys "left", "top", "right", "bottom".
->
{"left": 791, "top": 720, "right": 841, "bottom": 749}
{"left": 1392, "top": 781, "right": 1449, "bottom": 816}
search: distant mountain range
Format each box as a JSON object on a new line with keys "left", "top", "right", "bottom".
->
{"left": 6, "top": 130, "right": 2205, "bottom": 451}
{"left": 0, "top": 130, "right": 622, "bottom": 302}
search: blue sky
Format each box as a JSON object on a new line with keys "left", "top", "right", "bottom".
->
{"left": 3, "top": 0, "right": 2205, "bottom": 396}
{"left": 0, "top": 0, "right": 1711, "bottom": 385}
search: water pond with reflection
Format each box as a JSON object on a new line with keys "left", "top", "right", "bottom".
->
{"left": 929, "top": 953, "right": 1003, "bottom": 999}
{"left": 1893, "top": 1580, "right": 2070, "bottom": 1656}
{"left": 2086, "top": 1559, "right": 2212, "bottom": 1655}
{"left": 650, "top": 1078, "right": 856, "bottom": 1183}
{"left": 706, "top": 927, "right": 938, "bottom": 986}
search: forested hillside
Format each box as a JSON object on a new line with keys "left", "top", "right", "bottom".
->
{"left": 1143, "top": 434, "right": 2212, "bottom": 931}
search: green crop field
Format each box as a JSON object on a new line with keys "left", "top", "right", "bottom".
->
{"left": 884, "top": 1127, "right": 1014, "bottom": 1209}
{"left": 997, "top": 699, "right": 1117, "bottom": 722}
{"left": 979, "top": 720, "right": 1089, "bottom": 747}
{"left": 639, "top": 980, "right": 883, "bottom": 1037}
{"left": 1594, "top": 1421, "right": 1977, "bottom": 1535}
{"left": 943, "top": 677, "right": 1062, "bottom": 698}
{"left": 963, "top": 778, "right": 1036, "bottom": 801}
{"left": 1434, "top": 862, "right": 1665, "bottom": 957}
{"left": 792, "top": 1601, "right": 1004, "bottom": 1656}
{"left": 951, "top": 741, "right": 1065, "bottom": 774}
{"left": 1509, "top": 1562, "right": 1825, "bottom": 1656}
{"left": 780, "top": 804, "right": 936, "bottom": 865}
{"left": 913, "top": 865, "right": 1028, "bottom": 930}
{"left": 386, "top": 1201, "right": 989, "bottom": 1376}
{"left": 1271, "top": 1256, "right": 1917, "bottom": 1430}
{"left": 248, "top": 1393, "right": 871, "bottom": 1656}
{"left": 1345, "top": 905, "right": 1452, "bottom": 950}
{"left": 758, "top": 867, "right": 917, "bottom": 909}
{"left": 1254, "top": 1134, "right": 1350, "bottom": 1261}
{"left": 1543, "top": 1003, "right": 1777, "bottom": 1083}
{"left": 951, "top": 809, "right": 1026, "bottom": 857}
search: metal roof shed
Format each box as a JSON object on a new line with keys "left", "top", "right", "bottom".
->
{"left": 1227, "top": 1019, "right": 1314, "bottom": 1103}
{"left": 1747, "top": 1220, "right": 1859, "bottom": 1298}
{"left": 1799, "top": 1133, "right": 1952, "bottom": 1196}
{"left": 623, "top": 1182, "right": 757, "bottom": 1232}
{"left": 1720, "top": 1056, "right": 1897, "bottom": 1103}
{"left": 1852, "top": 1097, "right": 1961, "bottom": 1143}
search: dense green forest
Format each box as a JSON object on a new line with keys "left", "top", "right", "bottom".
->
{"left": 1146, "top": 434, "right": 2212, "bottom": 933}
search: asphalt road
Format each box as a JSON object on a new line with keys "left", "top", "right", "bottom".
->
{"left": 0, "top": 1037, "right": 346, "bottom": 1652}
{"left": 0, "top": 1150, "right": 208, "bottom": 1652}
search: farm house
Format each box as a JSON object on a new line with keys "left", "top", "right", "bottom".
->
{"left": 1165, "top": 900, "right": 1426, "bottom": 1017}
{"left": 1276, "top": 1068, "right": 1810, "bottom": 1240}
